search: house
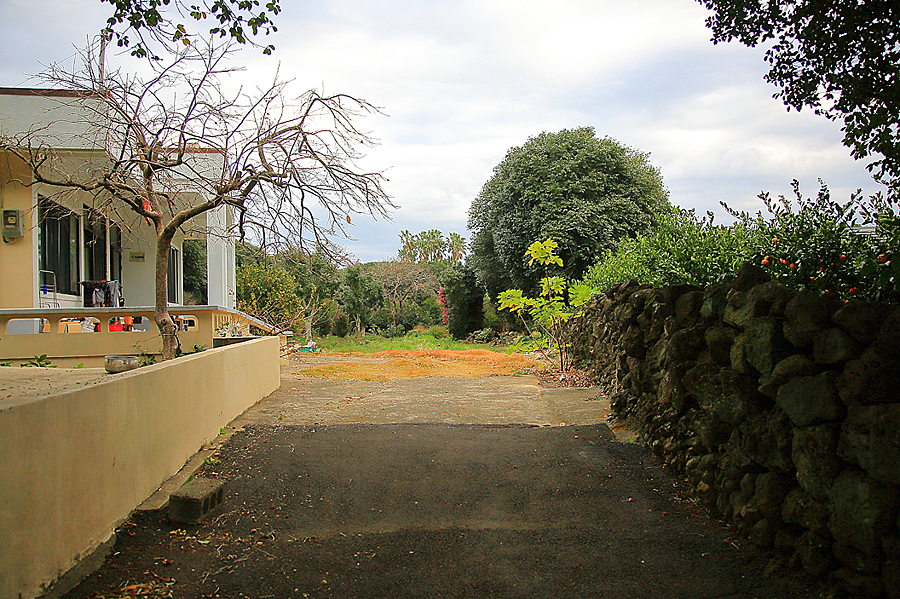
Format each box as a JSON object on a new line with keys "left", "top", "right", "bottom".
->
{"left": 0, "top": 89, "right": 283, "bottom": 599}
{"left": 0, "top": 88, "right": 236, "bottom": 317}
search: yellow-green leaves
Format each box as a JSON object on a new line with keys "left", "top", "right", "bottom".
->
{"left": 526, "top": 239, "right": 564, "bottom": 268}
{"left": 498, "top": 238, "right": 598, "bottom": 372}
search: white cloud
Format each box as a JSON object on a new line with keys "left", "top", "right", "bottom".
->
{"left": 0, "top": 0, "right": 887, "bottom": 262}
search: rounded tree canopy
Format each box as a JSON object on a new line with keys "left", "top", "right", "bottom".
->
{"left": 467, "top": 127, "right": 670, "bottom": 294}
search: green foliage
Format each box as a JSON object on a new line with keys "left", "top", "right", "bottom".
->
{"left": 235, "top": 247, "right": 344, "bottom": 336}
{"left": 584, "top": 181, "right": 900, "bottom": 304}
{"left": 582, "top": 208, "right": 765, "bottom": 291}
{"left": 468, "top": 127, "right": 670, "bottom": 298}
{"left": 426, "top": 325, "right": 450, "bottom": 339}
{"left": 20, "top": 354, "right": 56, "bottom": 368}
{"left": 236, "top": 262, "right": 303, "bottom": 333}
{"left": 700, "top": 0, "right": 900, "bottom": 189}
{"left": 371, "top": 259, "right": 436, "bottom": 329}
{"left": 235, "top": 241, "right": 266, "bottom": 268}
{"left": 439, "top": 262, "right": 485, "bottom": 339}
{"left": 102, "top": 0, "right": 281, "bottom": 59}
{"left": 182, "top": 239, "right": 207, "bottom": 304}
{"left": 498, "top": 240, "right": 598, "bottom": 372}
{"left": 398, "top": 229, "right": 466, "bottom": 263}
{"left": 413, "top": 296, "right": 444, "bottom": 326}
{"left": 317, "top": 331, "right": 493, "bottom": 354}
{"left": 728, "top": 181, "right": 900, "bottom": 303}
{"left": 337, "top": 263, "right": 384, "bottom": 334}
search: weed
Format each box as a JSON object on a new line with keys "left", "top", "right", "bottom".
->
{"left": 20, "top": 354, "right": 56, "bottom": 368}
{"left": 131, "top": 343, "right": 157, "bottom": 368}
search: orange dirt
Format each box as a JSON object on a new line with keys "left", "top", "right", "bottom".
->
{"left": 294, "top": 349, "right": 543, "bottom": 381}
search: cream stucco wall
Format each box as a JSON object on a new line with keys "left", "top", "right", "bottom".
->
{"left": 1, "top": 158, "right": 37, "bottom": 309}
{"left": 0, "top": 336, "right": 281, "bottom": 599}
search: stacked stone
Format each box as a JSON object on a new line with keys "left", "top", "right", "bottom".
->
{"left": 570, "top": 264, "right": 900, "bottom": 598}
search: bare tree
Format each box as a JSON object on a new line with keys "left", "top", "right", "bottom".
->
{"left": 1, "top": 42, "right": 393, "bottom": 359}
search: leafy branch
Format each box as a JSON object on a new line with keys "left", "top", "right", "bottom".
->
{"left": 498, "top": 239, "right": 597, "bottom": 372}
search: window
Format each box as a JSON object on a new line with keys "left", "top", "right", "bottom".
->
{"left": 167, "top": 245, "right": 179, "bottom": 303}
{"left": 109, "top": 223, "right": 122, "bottom": 282}
{"left": 38, "top": 197, "right": 80, "bottom": 295}
{"left": 83, "top": 207, "right": 106, "bottom": 282}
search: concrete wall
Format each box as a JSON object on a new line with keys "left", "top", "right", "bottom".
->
{"left": 0, "top": 336, "right": 281, "bottom": 599}
{"left": 570, "top": 264, "right": 900, "bottom": 599}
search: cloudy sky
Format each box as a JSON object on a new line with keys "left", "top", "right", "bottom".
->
{"left": 0, "top": 0, "right": 887, "bottom": 262}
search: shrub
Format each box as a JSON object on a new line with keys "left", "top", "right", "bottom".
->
{"left": 498, "top": 239, "right": 598, "bottom": 372}
{"left": 439, "top": 263, "right": 485, "bottom": 339}
{"left": 583, "top": 181, "right": 900, "bottom": 304}
{"left": 426, "top": 325, "right": 449, "bottom": 339}
{"left": 383, "top": 324, "right": 406, "bottom": 338}
{"left": 332, "top": 312, "right": 349, "bottom": 337}
{"left": 582, "top": 207, "right": 764, "bottom": 291}
{"left": 236, "top": 263, "right": 304, "bottom": 333}
{"left": 727, "top": 181, "right": 897, "bottom": 303}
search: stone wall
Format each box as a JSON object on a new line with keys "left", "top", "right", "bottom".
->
{"left": 570, "top": 264, "right": 900, "bottom": 598}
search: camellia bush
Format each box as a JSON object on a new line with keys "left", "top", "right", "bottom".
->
{"left": 584, "top": 181, "right": 900, "bottom": 304}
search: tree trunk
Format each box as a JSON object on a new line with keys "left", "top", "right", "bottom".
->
{"left": 155, "top": 234, "right": 178, "bottom": 360}
{"left": 304, "top": 315, "right": 313, "bottom": 341}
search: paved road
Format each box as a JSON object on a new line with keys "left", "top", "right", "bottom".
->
{"left": 63, "top": 357, "right": 816, "bottom": 599}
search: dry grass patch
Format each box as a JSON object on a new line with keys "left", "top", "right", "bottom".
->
{"left": 295, "top": 349, "right": 541, "bottom": 380}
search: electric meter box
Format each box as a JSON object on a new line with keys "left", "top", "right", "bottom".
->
{"left": 2, "top": 209, "right": 24, "bottom": 238}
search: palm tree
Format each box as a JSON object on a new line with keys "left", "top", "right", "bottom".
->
{"left": 448, "top": 232, "right": 466, "bottom": 264}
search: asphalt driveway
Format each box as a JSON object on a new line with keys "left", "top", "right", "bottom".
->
{"left": 61, "top": 356, "right": 819, "bottom": 599}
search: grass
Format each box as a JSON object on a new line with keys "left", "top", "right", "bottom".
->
{"left": 314, "top": 329, "right": 498, "bottom": 354}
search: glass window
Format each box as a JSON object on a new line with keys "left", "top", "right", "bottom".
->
{"left": 38, "top": 197, "right": 80, "bottom": 295}
{"left": 167, "top": 245, "right": 179, "bottom": 303}
{"left": 83, "top": 207, "right": 106, "bottom": 282}
{"left": 110, "top": 223, "right": 122, "bottom": 283}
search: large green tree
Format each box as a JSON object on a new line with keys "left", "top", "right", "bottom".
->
{"left": 467, "top": 127, "right": 669, "bottom": 297}
{"left": 699, "top": 0, "right": 900, "bottom": 189}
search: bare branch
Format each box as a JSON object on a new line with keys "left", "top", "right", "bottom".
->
{"left": 1, "top": 39, "right": 392, "bottom": 359}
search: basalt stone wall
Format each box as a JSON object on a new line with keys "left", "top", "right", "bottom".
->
{"left": 570, "top": 264, "right": 900, "bottom": 598}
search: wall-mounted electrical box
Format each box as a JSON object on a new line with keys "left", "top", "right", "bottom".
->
{"left": 2, "top": 209, "right": 24, "bottom": 238}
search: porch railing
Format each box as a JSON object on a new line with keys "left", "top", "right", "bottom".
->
{"left": 0, "top": 305, "right": 280, "bottom": 368}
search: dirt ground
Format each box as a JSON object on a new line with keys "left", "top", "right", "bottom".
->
{"left": 60, "top": 353, "right": 824, "bottom": 599}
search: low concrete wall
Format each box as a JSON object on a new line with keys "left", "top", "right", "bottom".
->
{"left": 0, "top": 336, "right": 281, "bottom": 599}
